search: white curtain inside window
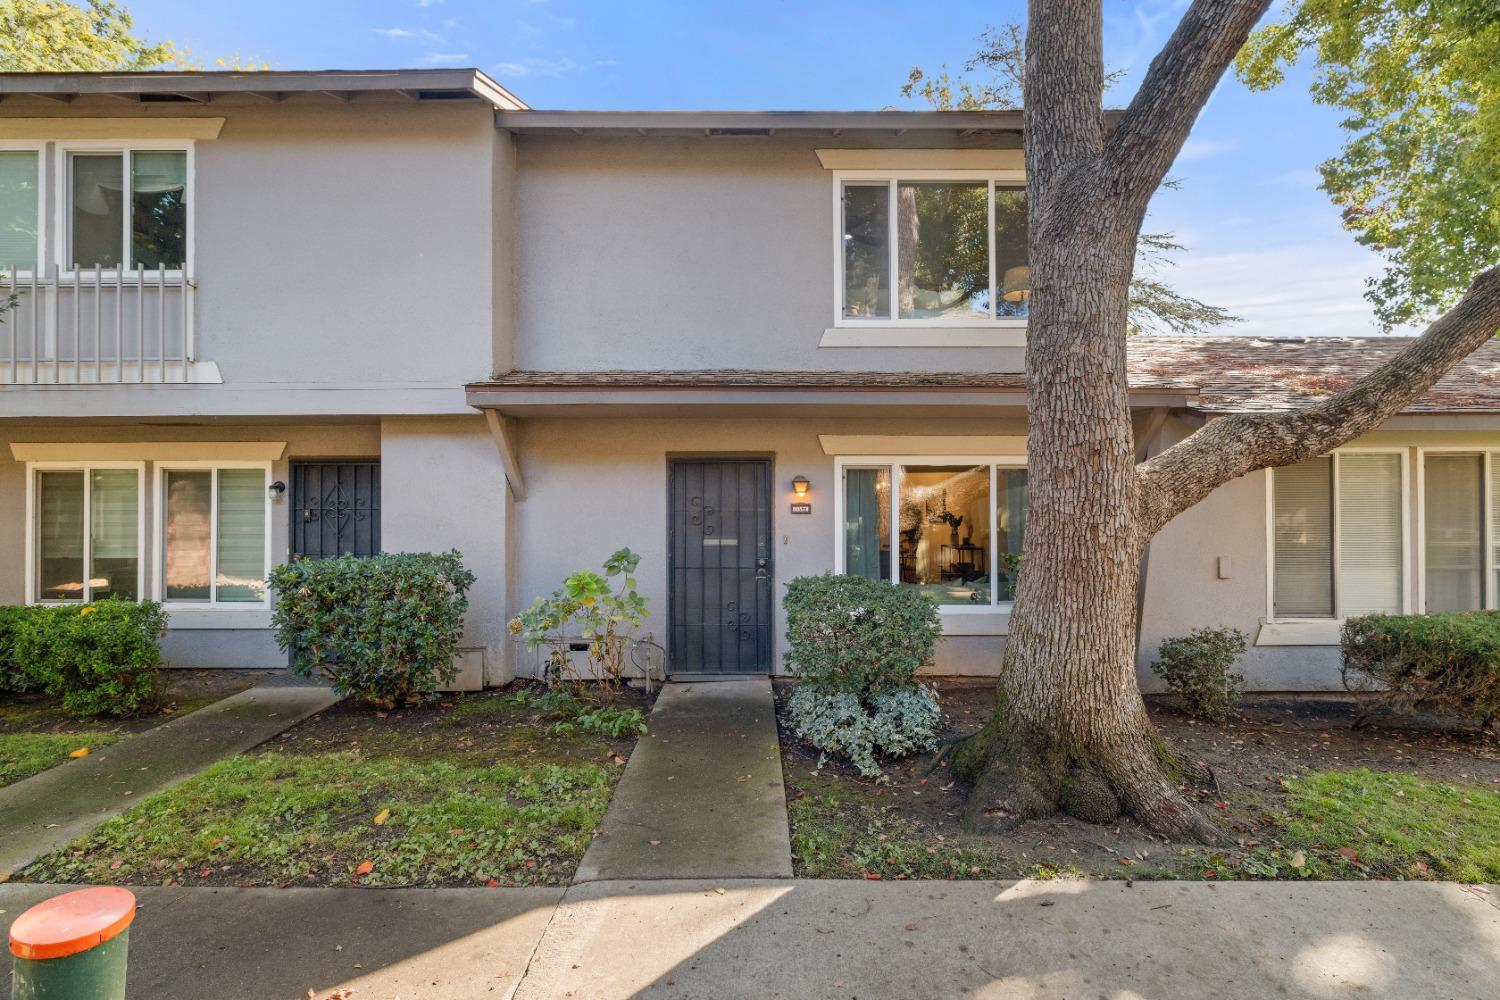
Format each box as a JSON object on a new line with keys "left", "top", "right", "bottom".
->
{"left": 89, "top": 469, "right": 139, "bottom": 601}
{"left": 1337, "top": 454, "right": 1403, "bottom": 615}
{"left": 215, "top": 468, "right": 266, "bottom": 602}
{"left": 1424, "top": 454, "right": 1485, "bottom": 613}
{"left": 0, "top": 151, "right": 38, "bottom": 270}
{"left": 1274, "top": 457, "right": 1334, "bottom": 617}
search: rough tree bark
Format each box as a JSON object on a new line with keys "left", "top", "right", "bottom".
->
{"left": 955, "top": 0, "right": 1500, "bottom": 842}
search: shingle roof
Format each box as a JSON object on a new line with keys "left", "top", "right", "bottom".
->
{"left": 471, "top": 336, "right": 1500, "bottom": 414}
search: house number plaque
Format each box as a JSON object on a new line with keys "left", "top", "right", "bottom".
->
{"left": 789, "top": 502, "right": 812, "bottom": 515}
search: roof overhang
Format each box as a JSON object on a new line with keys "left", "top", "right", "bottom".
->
{"left": 494, "top": 109, "right": 1026, "bottom": 137}
{"left": 0, "top": 69, "right": 528, "bottom": 109}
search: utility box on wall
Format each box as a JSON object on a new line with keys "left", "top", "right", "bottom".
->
{"left": 442, "top": 647, "right": 486, "bottom": 692}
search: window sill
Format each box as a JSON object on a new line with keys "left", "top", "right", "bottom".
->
{"left": 820, "top": 327, "right": 1027, "bottom": 349}
{"left": 162, "top": 607, "right": 273, "bottom": 630}
{"left": 1254, "top": 619, "right": 1342, "bottom": 646}
{"left": 939, "top": 609, "right": 1011, "bottom": 636}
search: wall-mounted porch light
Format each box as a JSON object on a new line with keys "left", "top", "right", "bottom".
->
{"left": 268, "top": 480, "right": 287, "bottom": 502}
{"left": 791, "top": 475, "right": 811, "bottom": 497}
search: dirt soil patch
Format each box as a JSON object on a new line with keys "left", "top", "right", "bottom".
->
{"left": 779, "top": 679, "right": 1500, "bottom": 882}
{"left": 23, "top": 681, "right": 656, "bottom": 889}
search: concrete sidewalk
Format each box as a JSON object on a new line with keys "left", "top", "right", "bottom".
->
{"left": 574, "top": 679, "right": 792, "bottom": 882}
{"left": 4, "top": 879, "right": 1497, "bottom": 999}
{"left": 0, "top": 678, "right": 339, "bottom": 875}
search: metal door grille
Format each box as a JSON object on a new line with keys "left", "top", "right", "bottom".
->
{"left": 290, "top": 462, "right": 381, "bottom": 560}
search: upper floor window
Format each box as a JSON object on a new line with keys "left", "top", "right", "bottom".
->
{"left": 63, "top": 145, "right": 188, "bottom": 272}
{"left": 0, "top": 149, "right": 40, "bottom": 271}
{"left": 836, "top": 173, "right": 1027, "bottom": 327}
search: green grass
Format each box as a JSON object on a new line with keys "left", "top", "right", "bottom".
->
{"left": 25, "top": 749, "right": 614, "bottom": 888}
{"left": 1272, "top": 769, "right": 1500, "bottom": 883}
{"left": 0, "top": 731, "right": 122, "bottom": 787}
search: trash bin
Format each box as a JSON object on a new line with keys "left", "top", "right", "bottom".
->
{"left": 9, "top": 886, "right": 136, "bottom": 1000}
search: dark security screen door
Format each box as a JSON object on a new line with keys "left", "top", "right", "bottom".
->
{"left": 668, "top": 459, "right": 773, "bottom": 674}
{"left": 290, "top": 462, "right": 381, "bottom": 560}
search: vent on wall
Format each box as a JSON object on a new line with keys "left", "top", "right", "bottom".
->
{"left": 416, "top": 89, "right": 478, "bottom": 101}
{"left": 707, "top": 127, "right": 773, "bottom": 137}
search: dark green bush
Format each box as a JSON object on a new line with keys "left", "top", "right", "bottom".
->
{"left": 1150, "top": 626, "right": 1247, "bottom": 722}
{"left": 1341, "top": 612, "right": 1500, "bottom": 727}
{"left": 0, "top": 605, "right": 35, "bottom": 693}
{"left": 13, "top": 600, "right": 168, "bottom": 717}
{"left": 270, "top": 551, "right": 476, "bottom": 708}
{"left": 783, "top": 574, "right": 943, "bottom": 696}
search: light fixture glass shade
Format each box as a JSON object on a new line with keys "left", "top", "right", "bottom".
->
{"left": 1001, "top": 265, "right": 1031, "bottom": 303}
{"left": 791, "top": 476, "right": 810, "bottom": 496}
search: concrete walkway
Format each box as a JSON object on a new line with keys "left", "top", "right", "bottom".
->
{"left": 3, "top": 879, "right": 1497, "bottom": 999}
{"left": 0, "top": 677, "right": 339, "bottom": 875}
{"left": 574, "top": 679, "right": 792, "bottom": 882}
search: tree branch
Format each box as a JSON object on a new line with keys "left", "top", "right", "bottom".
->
{"left": 1133, "top": 264, "right": 1500, "bottom": 535}
{"left": 1103, "top": 0, "right": 1271, "bottom": 215}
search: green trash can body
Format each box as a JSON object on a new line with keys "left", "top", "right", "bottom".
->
{"left": 12, "top": 929, "right": 129, "bottom": 1000}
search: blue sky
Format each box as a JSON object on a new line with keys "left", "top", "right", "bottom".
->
{"left": 129, "top": 0, "right": 1408, "bottom": 338}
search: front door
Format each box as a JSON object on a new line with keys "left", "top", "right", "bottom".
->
{"left": 667, "top": 458, "right": 773, "bottom": 674}
{"left": 290, "top": 461, "right": 381, "bottom": 560}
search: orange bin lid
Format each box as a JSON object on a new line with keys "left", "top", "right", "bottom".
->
{"left": 9, "top": 887, "right": 137, "bottom": 961}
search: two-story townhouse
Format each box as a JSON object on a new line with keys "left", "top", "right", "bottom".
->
{"left": 5, "top": 70, "right": 1500, "bottom": 693}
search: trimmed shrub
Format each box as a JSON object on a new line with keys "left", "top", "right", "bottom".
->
{"left": 1341, "top": 612, "right": 1500, "bottom": 727}
{"left": 1150, "top": 626, "right": 1247, "bottom": 722}
{"left": 787, "top": 685, "right": 941, "bottom": 780}
{"left": 270, "top": 551, "right": 476, "bottom": 708}
{"left": 13, "top": 600, "right": 168, "bottom": 717}
{"left": 0, "top": 605, "right": 35, "bottom": 693}
{"left": 783, "top": 574, "right": 944, "bottom": 780}
{"left": 783, "top": 574, "right": 943, "bottom": 695}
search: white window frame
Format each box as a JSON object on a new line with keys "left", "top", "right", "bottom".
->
{"left": 152, "top": 460, "right": 272, "bottom": 610}
{"left": 1414, "top": 447, "right": 1498, "bottom": 615}
{"left": 830, "top": 169, "right": 1028, "bottom": 330}
{"left": 23, "top": 460, "right": 147, "bottom": 605}
{"left": 833, "top": 454, "right": 1027, "bottom": 616}
{"left": 1264, "top": 447, "right": 1412, "bottom": 623}
{"left": 0, "top": 143, "right": 47, "bottom": 277}
{"left": 55, "top": 140, "right": 195, "bottom": 278}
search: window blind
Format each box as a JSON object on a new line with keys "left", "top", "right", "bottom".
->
{"left": 215, "top": 468, "right": 266, "bottom": 602}
{"left": 1274, "top": 457, "right": 1334, "bottom": 617}
{"left": 89, "top": 468, "right": 139, "bottom": 601}
{"left": 0, "top": 151, "right": 37, "bottom": 270}
{"left": 1424, "top": 454, "right": 1484, "bottom": 613}
{"left": 1337, "top": 453, "right": 1403, "bottom": 615}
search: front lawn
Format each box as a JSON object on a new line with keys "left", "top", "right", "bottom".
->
{"left": 23, "top": 683, "right": 653, "bottom": 888}
{"left": 779, "top": 680, "right": 1500, "bottom": 882}
{"left": 0, "top": 670, "right": 269, "bottom": 789}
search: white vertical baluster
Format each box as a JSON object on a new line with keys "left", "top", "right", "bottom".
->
{"left": 5, "top": 265, "right": 14, "bottom": 384}
{"left": 93, "top": 263, "right": 102, "bottom": 382}
{"left": 158, "top": 264, "right": 166, "bottom": 383}
{"left": 135, "top": 264, "right": 144, "bottom": 384}
{"left": 70, "top": 267, "right": 79, "bottom": 384}
{"left": 183, "top": 278, "right": 194, "bottom": 381}
{"left": 114, "top": 264, "right": 123, "bottom": 383}
{"left": 28, "top": 269, "right": 38, "bottom": 385}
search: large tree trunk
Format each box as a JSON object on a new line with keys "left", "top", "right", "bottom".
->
{"left": 955, "top": 0, "right": 1500, "bottom": 843}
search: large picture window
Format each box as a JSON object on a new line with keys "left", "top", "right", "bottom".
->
{"left": 1271, "top": 451, "right": 1406, "bottom": 619}
{"left": 63, "top": 145, "right": 188, "bottom": 271}
{"left": 158, "top": 464, "right": 269, "bottom": 605}
{"left": 838, "top": 459, "right": 1027, "bottom": 610}
{"left": 0, "top": 149, "right": 39, "bottom": 271}
{"left": 837, "top": 174, "right": 1027, "bottom": 326}
{"left": 29, "top": 464, "right": 143, "bottom": 603}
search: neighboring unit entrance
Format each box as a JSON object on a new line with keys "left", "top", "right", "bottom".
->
{"left": 290, "top": 462, "right": 381, "bottom": 560}
{"left": 667, "top": 458, "right": 773, "bottom": 674}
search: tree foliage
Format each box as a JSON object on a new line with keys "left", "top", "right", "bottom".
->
{"left": 1237, "top": 0, "right": 1500, "bottom": 329}
{"left": 906, "top": 23, "right": 1239, "bottom": 335}
{"left": 0, "top": 0, "right": 178, "bottom": 71}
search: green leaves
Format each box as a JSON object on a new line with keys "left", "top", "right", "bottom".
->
{"left": 1341, "top": 611, "right": 1500, "bottom": 724}
{"left": 9, "top": 599, "right": 167, "bottom": 717}
{"left": 1237, "top": 0, "right": 1500, "bottom": 328}
{"left": 0, "top": 0, "right": 178, "bottom": 72}
{"left": 268, "top": 551, "right": 476, "bottom": 707}
{"left": 783, "top": 574, "right": 943, "bottom": 697}
{"left": 507, "top": 547, "right": 648, "bottom": 686}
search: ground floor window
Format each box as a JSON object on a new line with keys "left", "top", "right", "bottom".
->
{"left": 839, "top": 458, "right": 1027, "bottom": 609}
{"left": 31, "top": 464, "right": 143, "bottom": 602}
{"left": 1420, "top": 452, "right": 1499, "bottom": 613}
{"left": 158, "top": 464, "right": 270, "bottom": 605}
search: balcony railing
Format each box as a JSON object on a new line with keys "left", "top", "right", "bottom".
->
{"left": 0, "top": 266, "right": 198, "bottom": 385}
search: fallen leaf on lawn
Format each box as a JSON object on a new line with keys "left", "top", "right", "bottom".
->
{"left": 649, "top": 840, "right": 661, "bottom": 846}
{"left": 354, "top": 861, "right": 375, "bottom": 877}
{"left": 110, "top": 859, "right": 123, "bottom": 870}
{"left": 486, "top": 879, "right": 500, "bottom": 888}
{"left": 69, "top": 747, "right": 90, "bottom": 758}
{"left": 862, "top": 872, "right": 882, "bottom": 880}
{"left": 372, "top": 808, "right": 391, "bottom": 826}
{"left": 1290, "top": 851, "right": 1307, "bottom": 868}
{"left": 0, "top": 872, "right": 11, "bottom": 884}
{"left": 713, "top": 887, "right": 726, "bottom": 894}
{"left": 736, "top": 774, "right": 751, "bottom": 782}
{"left": 1416, "top": 860, "right": 1430, "bottom": 876}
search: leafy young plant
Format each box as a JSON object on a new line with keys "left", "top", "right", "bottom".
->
{"left": 1341, "top": 611, "right": 1500, "bottom": 728}
{"left": 13, "top": 599, "right": 167, "bottom": 717}
{"left": 1149, "top": 626, "right": 1248, "bottom": 723}
{"left": 0, "top": 604, "right": 37, "bottom": 694}
{"left": 508, "top": 548, "right": 648, "bottom": 687}
{"left": 787, "top": 685, "right": 940, "bottom": 781}
{"left": 270, "top": 551, "right": 476, "bottom": 709}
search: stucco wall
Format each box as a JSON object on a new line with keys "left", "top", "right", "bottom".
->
{"left": 380, "top": 415, "right": 515, "bottom": 685}
{"left": 0, "top": 420, "right": 381, "bottom": 667}
{"left": 0, "top": 96, "right": 504, "bottom": 419}
{"left": 513, "top": 135, "right": 1028, "bottom": 375}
